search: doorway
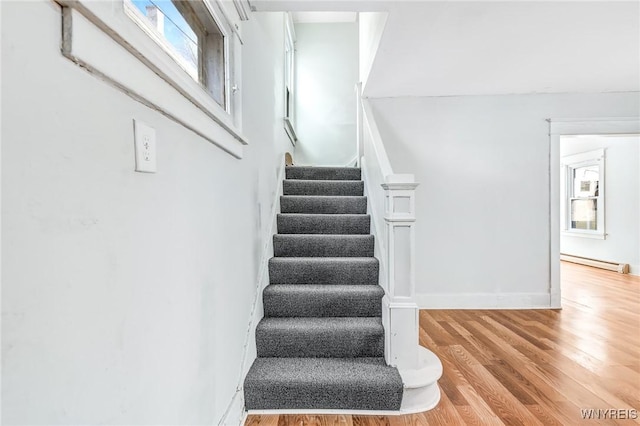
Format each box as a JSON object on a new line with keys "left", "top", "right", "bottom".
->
{"left": 549, "top": 118, "right": 640, "bottom": 308}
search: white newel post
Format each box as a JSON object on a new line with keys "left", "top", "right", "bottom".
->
{"left": 382, "top": 175, "right": 420, "bottom": 371}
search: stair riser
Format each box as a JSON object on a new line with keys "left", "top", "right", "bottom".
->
{"left": 263, "top": 287, "right": 383, "bottom": 317}
{"left": 243, "top": 357, "right": 403, "bottom": 411}
{"left": 286, "top": 167, "right": 361, "bottom": 181}
{"left": 277, "top": 215, "right": 371, "bottom": 235}
{"left": 280, "top": 196, "right": 367, "bottom": 214}
{"left": 244, "top": 382, "right": 402, "bottom": 411}
{"left": 269, "top": 259, "right": 379, "bottom": 285}
{"left": 273, "top": 235, "right": 374, "bottom": 257}
{"left": 283, "top": 180, "right": 364, "bottom": 196}
{"left": 256, "top": 328, "right": 384, "bottom": 358}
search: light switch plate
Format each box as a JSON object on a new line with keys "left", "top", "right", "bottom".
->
{"left": 133, "top": 119, "right": 157, "bottom": 173}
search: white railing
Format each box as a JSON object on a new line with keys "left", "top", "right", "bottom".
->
{"left": 356, "top": 83, "right": 420, "bottom": 371}
{"left": 357, "top": 83, "right": 442, "bottom": 413}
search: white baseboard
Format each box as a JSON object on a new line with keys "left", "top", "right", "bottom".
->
{"left": 416, "top": 292, "right": 552, "bottom": 309}
{"left": 219, "top": 392, "right": 247, "bottom": 425}
{"left": 629, "top": 264, "right": 639, "bottom": 276}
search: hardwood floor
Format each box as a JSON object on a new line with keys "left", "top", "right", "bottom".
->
{"left": 245, "top": 262, "right": 640, "bottom": 425}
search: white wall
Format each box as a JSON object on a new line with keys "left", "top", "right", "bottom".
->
{"left": 364, "top": 1, "right": 639, "bottom": 98}
{"left": 1, "top": 2, "right": 289, "bottom": 424}
{"left": 560, "top": 135, "right": 640, "bottom": 275}
{"left": 293, "top": 22, "right": 358, "bottom": 166}
{"left": 358, "top": 11, "right": 387, "bottom": 90}
{"left": 369, "top": 92, "right": 639, "bottom": 308}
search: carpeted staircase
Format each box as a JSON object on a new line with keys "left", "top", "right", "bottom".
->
{"left": 243, "top": 166, "right": 404, "bottom": 411}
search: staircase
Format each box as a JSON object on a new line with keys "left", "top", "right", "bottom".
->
{"left": 243, "top": 166, "right": 404, "bottom": 411}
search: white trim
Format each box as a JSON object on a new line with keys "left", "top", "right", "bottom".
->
{"left": 284, "top": 117, "right": 298, "bottom": 146}
{"left": 344, "top": 154, "right": 358, "bottom": 167}
{"left": 549, "top": 117, "right": 640, "bottom": 308}
{"left": 561, "top": 148, "right": 605, "bottom": 165}
{"left": 232, "top": 0, "right": 251, "bottom": 21}
{"left": 361, "top": 159, "right": 388, "bottom": 291}
{"left": 217, "top": 164, "right": 286, "bottom": 425}
{"left": 362, "top": 97, "right": 393, "bottom": 178}
{"left": 59, "top": 1, "right": 247, "bottom": 158}
{"left": 416, "top": 292, "right": 552, "bottom": 309}
{"left": 283, "top": 13, "right": 296, "bottom": 145}
{"left": 561, "top": 231, "right": 606, "bottom": 240}
{"left": 363, "top": 163, "right": 391, "bottom": 362}
{"left": 218, "top": 390, "right": 246, "bottom": 426}
{"left": 355, "top": 83, "right": 363, "bottom": 167}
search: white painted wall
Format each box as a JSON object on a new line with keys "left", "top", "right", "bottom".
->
{"left": 358, "top": 11, "right": 387, "bottom": 90}
{"left": 364, "top": 1, "right": 640, "bottom": 97}
{"left": 560, "top": 135, "right": 640, "bottom": 275}
{"left": 369, "top": 92, "right": 640, "bottom": 308}
{"left": 293, "top": 22, "right": 358, "bottom": 166}
{"left": 1, "top": 2, "right": 289, "bottom": 424}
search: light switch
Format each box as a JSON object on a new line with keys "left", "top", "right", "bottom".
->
{"left": 134, "top": 119, "right": 157, "bottom": 173}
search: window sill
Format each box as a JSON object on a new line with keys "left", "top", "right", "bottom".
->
{"left": 562, "top": 231, "right": 606, "bottom": 240}
{"left": 60, "top": 1, "right": 247, "bottom": 158}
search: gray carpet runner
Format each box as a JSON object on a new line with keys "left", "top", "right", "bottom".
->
{"left": 244, "top": 166, "right": 403, "bottom": 411}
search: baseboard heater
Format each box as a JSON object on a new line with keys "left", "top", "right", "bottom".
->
{"left": 560, "top": 254, "right": 630, "bottom": 274}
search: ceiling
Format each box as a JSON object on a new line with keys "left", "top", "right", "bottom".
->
{"left": 253, "top": 1, "right": 640, "bottom": 97}
{"left": 292, "top": 11, "right": 357, "bottom": 23}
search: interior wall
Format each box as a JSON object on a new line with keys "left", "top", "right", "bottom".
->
{"left": 358, "top": 11, "right": 387, "bottom": 90}
{"left": 369, "top": 92, "right": 639, "bottom": 308}
{"left": 293, "top": 22, "right": 358, "bottom": 166}
{"left": 560, "top": 135, "right": 640, "bottom": 275}
{"left": 1, "top": 2, "right": 289, "bottom": 424}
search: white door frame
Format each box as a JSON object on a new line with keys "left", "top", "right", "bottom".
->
{"left": 548, "top": 117, "right": 640, "bottom": 308}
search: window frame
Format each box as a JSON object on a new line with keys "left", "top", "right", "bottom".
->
{"left": 561, "top": 148, "right": 606, "bottom": 239}
{"left": 123, "top": 0, "right": 231, "bottom": 112}
{"left": 59, "top": 0, "right": 247, "bottom": 157}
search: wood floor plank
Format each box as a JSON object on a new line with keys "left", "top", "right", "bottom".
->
{"left": 446, "top": 345, "right": 543, "bottom": 426}
{"left": 246, "top": 262, "right": 640, "bottom": 426}
{"left": 420, "top": 390, "right": 467, "bottom": 425}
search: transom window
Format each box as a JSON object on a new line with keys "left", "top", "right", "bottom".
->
{"left": 125, "top": 0, "right": 227, "bottom": 108}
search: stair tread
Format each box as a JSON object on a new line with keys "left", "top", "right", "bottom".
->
{"left": 277, "top": 215, "right": 371, "bottom": 236}
{"left": 258, "top": 316, "right": 383, "bottom": 330}
{"left": 274, "top": 234, "right": 374, "bottom": 240}
{"left": 283, "top": 180, "right": 364, "bottom": 196}
{"left": 269, "top": 257, "right": 379, "bottom": 285}
{"left": 270, "top": 257, "right": 380, "bottom": 268}
{"left": 281, "top": 195, "right": 366, "bottom": 199}
{"left": 256, "top": 317, "right": 384, "bottom": 358}
{"left": 244, "top": 357, "right": 403, "bottom": 410}
{"left": 265, "top": 284, "right": 384, "bottom": 294}
{"left": 273, "top": 234, "right": 374, "bottom": 257}
{"left": 246, "top": 356, "right": 397, "bottom": 383}
{"left": 286, "top": 166, "right": 361, "bottom": 181}
{"left": 280, "top": 196, "right": 367, "bottom": 214}
{"left": 263, "top": 284, "right": 384, "bottom": 317}
{"left": 270, "top": 256, "right": 378, "bottom": 263}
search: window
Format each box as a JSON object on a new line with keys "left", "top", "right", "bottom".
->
{"left": 562, "top": 149, "right": 606, "bottom": 238}
{"left": 61, "top": 0, "right": 246, "bottom": 158}
{"left": 125, "top": 0, "right": 227, "bottom": 108}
